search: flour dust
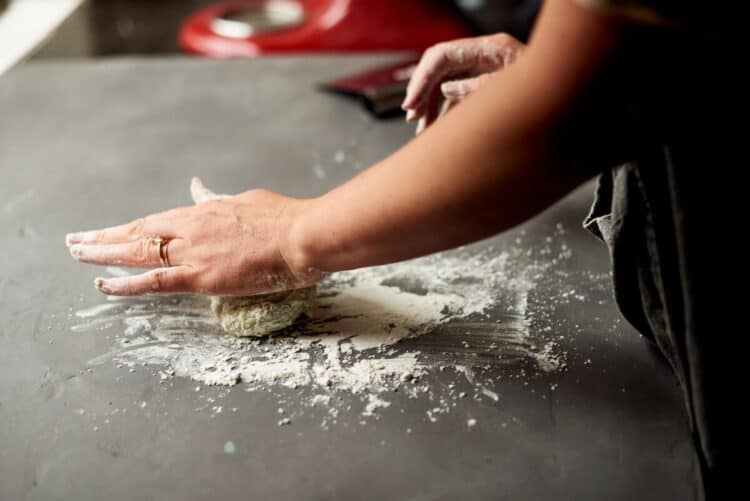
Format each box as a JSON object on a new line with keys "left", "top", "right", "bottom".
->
{"left": 73, "top": 232, "right": 584, "bottom": 426}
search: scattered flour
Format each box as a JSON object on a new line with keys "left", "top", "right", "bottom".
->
{"left": 74, "top": 241, "right": 578, "bottom": 424}
{"left": 363, "top": 394, "right": 391, "bottom": 417}
{"left": 312, "top": 163, "right": 326, "bottom": 179}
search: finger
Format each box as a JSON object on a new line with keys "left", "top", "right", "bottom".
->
{"left": 94, "top": 266, "right": 194, "bottom": 296}
{"left": 402, "top": 42, "right": 477, "bottom": 112}
{"left": 190, "top": 176, "right": 229, "bottom": 205}
{"left": 415, "top": 117, "right": 426, "bottom": 135}
{"left": 440, "top": 98, "right": 459, "bottom": 117}
{"left": 441, "top": 75, "right": 485, "bottom": 100}
{"left": 417, "top": 85, "right": 445, "bottom": 134}
{"left": 70, "top": 237, "right": 186, "bottom": 268}
{"left": 406, "top": 77, "right": 450, "bottom": 125}
{"left": 66, "top": 213, "right": 177, "bottom": 247}
{"left": 392, "top": 63, "right": 416, "bottom": 82}
{"left": 404, "top": 34, "right": 525, "bottom": 115}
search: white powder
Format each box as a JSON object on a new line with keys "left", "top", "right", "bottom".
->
{"left": 312, "top": 163, "right": 326, "bottom": 179}
{"left": 105, "top": 266, "right": 132, "bottom": 277}
{"left": 444, "top": 44, "right": 466, "bottom": 64}
{"left": 480, "top": 387, "right": 499, "bottom": 402}
{"left": 309, "top": 394, "right": 331, "bottom": 407}
{"left": 74, "top": 241, "right": 579, "bottom": 424}
{"left": 75, "top": 303, "right": 120, "bottom": 319}
{"left": 362, "top": 394, "right": 391, "bottom": 417}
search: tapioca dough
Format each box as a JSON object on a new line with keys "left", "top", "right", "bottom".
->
{"left": 210, "top": 286, "right": 316, "bottom": 337}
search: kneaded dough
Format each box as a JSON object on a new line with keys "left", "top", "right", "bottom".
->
{"left": 210, "top": 286, "right": 316, "bottom": 337}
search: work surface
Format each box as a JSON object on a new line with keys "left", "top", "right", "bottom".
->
{"left": 0, "top": 57, "right": 700, "bottom": 500}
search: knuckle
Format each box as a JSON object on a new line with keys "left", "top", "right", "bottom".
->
{"left": 423, "top": 44, "right": 438, "bottom": 57}
{"left": 150, "top": 269, "right": 167, "bottom": 291}
{"left": 123, "top": 278, "right": 136, "bottom": 296}
{"left": 494, "top": 33, "right": 511, "bottom": 44}
{"left": 247, "top": 188, "right": 270, "bottom": 199}
{"left": 424, "top": 43, "right": 445, "bottom": 60}
{"left": 135, "top": 238, "right": 151, "bottom": 264}
{"left": 199, "top": 199, "right": 226, "bottom": 215}
{"left": 240, "top": 189, "right": 273, "bottom": 205}
{"left": 432, "top": 43, "right": 450, "bottom": 58}
{"left": 160, "top": 208, "right": 183, "bottom": 221}
{"left": 89, "top": 230, "right": 104, "bottom": 243}
{"left": 129, "top": 218, "right": 146, "bottom": 237}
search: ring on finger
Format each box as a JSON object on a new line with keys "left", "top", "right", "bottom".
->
{"left": 151, "top": 237, "right": 171, "bottom": 267}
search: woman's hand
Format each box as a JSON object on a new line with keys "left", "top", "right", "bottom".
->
{"left": 401, "top": 33, "right": 526, "bottom": 134}
{"left": 66, "top": 177, "right": 321, "bottom": 296}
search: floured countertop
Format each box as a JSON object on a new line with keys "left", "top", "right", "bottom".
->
{"left": 0, "top": 57, "right": 701, "bottom": 501}
{"left": 73, "top": 233, "right": 573, "bottom": 426}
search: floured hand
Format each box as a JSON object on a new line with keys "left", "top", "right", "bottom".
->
{"left": 401, "top": 33, "right": 526, "bottom": 134}
{"left": 66, "top": 177, "right": 321, "bottom": 296}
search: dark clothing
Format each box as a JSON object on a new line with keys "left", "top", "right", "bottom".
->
{"left": 584, "top": 149, "right": 741, "bottom": 499}
{"left": 575, "top": 0, "right": 745, "bottom": 499}
{"left": 574, "top": 0, "right": 744, "bottom": 34}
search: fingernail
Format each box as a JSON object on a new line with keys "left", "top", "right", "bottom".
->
{"left": 440, "top": 81, "right": 455, "bottom": 95}
{"left": 69, "top": 244, "right": 83, "bottom": 259}
{"left": 71, "top": 231, "right": 97, "bottom": 244}
{"left": 65, "top": 233, "right": 81, "bottom": 246}
{"left": 94, "top": 277, "right": 113, "bottom": 294}
{"left": 405, "top": 109, "right": 417, "bottom": 122}
{"left": 415, "top": 117, "right": 426, "bottom": 135}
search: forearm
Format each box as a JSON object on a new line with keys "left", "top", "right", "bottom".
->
{"left": 291, "top": 102, "right": 578, "bottom": 272}
{"left": 286, "top": 0, "right": 624, "bottom": 274}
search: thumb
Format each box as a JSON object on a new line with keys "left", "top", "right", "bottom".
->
{"left": 190, "top": 176, "right": 229, "bottom": 205}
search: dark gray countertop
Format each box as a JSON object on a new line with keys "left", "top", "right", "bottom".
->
{"left": 0, "top": 56, "right": 700, "bottom": 501}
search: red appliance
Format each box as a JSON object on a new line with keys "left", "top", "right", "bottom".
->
{"left": 179, "top": 0, "right": 473, "bottom": 58}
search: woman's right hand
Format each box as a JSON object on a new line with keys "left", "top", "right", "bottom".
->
{"left": 401, "top": 33, "right": 526, "bottom": 134}
{"left": 66, "top": 178, "right": 322, "bottom": 297}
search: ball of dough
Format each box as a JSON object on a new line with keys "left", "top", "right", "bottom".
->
{"left": 210, "top": 286, "right": 316, "bottom": 337}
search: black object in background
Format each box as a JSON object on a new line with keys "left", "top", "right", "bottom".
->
{"left": 320, "top": 58, "right": 420, "bottom": 118}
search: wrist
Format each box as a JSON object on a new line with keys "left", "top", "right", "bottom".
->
{"left": 278, "top": 197, "right": 327, "bottom": 284}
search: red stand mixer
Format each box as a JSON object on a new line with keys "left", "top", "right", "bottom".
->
{"left": 179, "top": 0, "right": 474, "bottom": 58}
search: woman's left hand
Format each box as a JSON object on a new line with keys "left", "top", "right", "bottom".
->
{"left": 66, "top": 177, "right": 320, "bottom": 296}
{"left": 401, "top": 33, "right": 526, "bottom": 134}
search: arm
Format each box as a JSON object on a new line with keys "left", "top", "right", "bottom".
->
{"left": 285, "top": 0, "right": 627, "bottom": 273}
{"left": 67, "top": 0, "right": 637, "bottom": 296}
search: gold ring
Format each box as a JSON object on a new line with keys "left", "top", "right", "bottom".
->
{"left": 152, "top": 237, "right": 170, "bottom": 267}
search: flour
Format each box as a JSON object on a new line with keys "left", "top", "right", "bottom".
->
{"left": 363, "top": 394, "right": 391, "bottom": 417}
{"left": 74, "top": 240, "right": 577, "bottom": 423}
{"left": 312, "top": 163, "right": 326, "bottom": 179}
{"left": 75, "top": 303, "right": 120, "bottom": 319}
